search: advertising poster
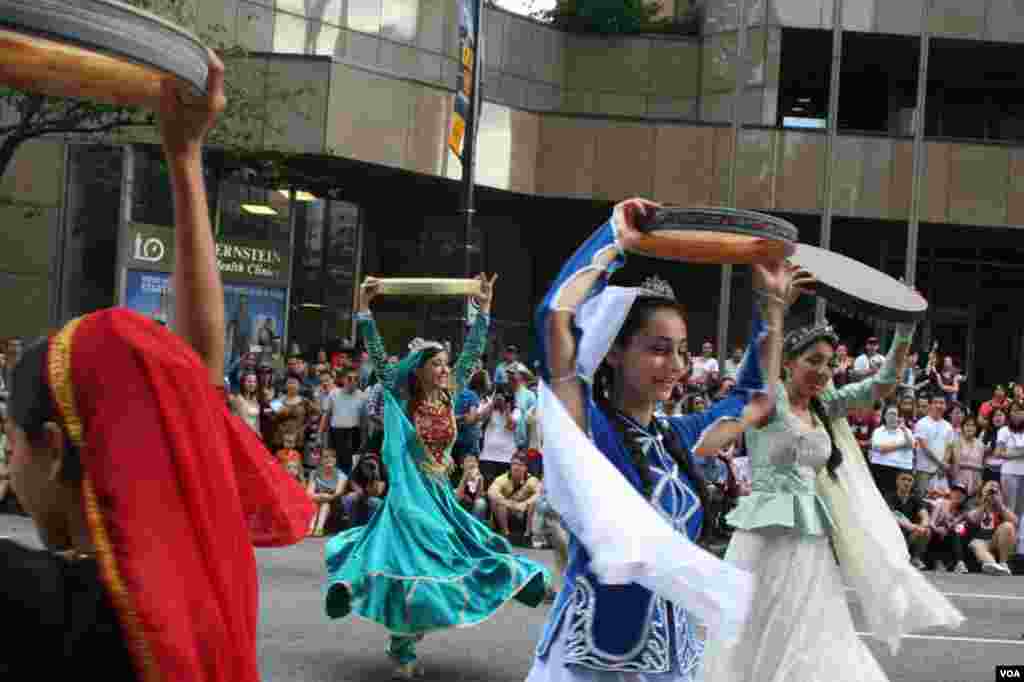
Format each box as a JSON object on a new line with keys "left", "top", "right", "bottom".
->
{"left": 123, "top": 269, "right": 288, "bottom": 374}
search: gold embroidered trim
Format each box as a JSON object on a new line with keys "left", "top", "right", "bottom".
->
{"left": 49, "top": 316, "right": 160, "bottom": 682}
{"left": 48, "top": 316, "right": 85, "bottom": 447}
{"left": 83, "top": 476, "right": 160, "bottom": 682}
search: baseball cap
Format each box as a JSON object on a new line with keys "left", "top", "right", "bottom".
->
{"left": 505, "top": 344, "right": 519, "bottom": 353}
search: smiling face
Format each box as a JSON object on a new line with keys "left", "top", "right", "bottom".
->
{"left": 605, "top": 306, "right": 689, "bottom": 408}
{"left": 993, "top": 409, "right": 1008, "bottom": 429}
{"left": 242, "top": 373, "right": 258, "bottom": 395}
{"left": 785, "top": 340, "right": 836, "bottom": 401}
{"left": 416, "top": 350, "right": 451, "bottom": 395}
{"left": 701, "top": 341, "right": 713, "bottom": 358}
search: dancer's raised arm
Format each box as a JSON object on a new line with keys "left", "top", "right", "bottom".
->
{"left": 453, "top": 273, "right": 498, "bottom": 394}
{"left": 164, "top": 50, "right": 228, "bottom": 385}
{"left": 354, "top": 277, "right": 398, "bottom": 391}
{"left": 535, "top": 198, "right": 656, "bottom": 430}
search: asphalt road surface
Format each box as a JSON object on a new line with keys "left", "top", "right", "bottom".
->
{"left": 4, "top": 514, "right": 1023, "bottom": 681}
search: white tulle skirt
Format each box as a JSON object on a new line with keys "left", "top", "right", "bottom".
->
{"left": 699, "top": 527, "right": 889, "bottom": 682}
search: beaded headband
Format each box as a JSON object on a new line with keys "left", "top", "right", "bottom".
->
{"left": 783, "top": 321, "right": 840, "bottom": 357}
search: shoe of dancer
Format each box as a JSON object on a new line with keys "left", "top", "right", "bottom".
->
{"left": 324, "top": 274, "right": 549, "bottom": 670}
{"left": 526, "top": 199, "right": 792, "bottom": 682}
{"left": 1, "top": 51, "right": 313, "bottom": 681}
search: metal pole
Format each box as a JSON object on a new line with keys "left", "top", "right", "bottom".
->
{"left": 460, "top": 0, "right": 485, "bottom": 345}
{"left": 905, "top": 0, "right": 932, "bottom": 288}
{"left": 716, "top": 0, "right": 747, "bottom": 368}
{"left": 816, "top": 0, "right": 844, "bottom": 323}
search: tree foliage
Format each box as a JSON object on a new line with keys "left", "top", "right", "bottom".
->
{"left": 0, "top": 0, "right": 311, "bottom": 180}
{"left": 534, "top": 0, "right": 702, "bottom": 36}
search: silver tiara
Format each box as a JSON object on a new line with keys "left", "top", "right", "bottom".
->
{"left": 409, "top": 337, "right": 444, "bottom": 354}
{"left": 783, "top": 321, "right": 840, "bottom": 356}
{"left": 638, "top": 275, "right": 676, "bottom": 301}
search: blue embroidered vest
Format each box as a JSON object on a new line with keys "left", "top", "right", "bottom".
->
{"left": 535, "top": 410, "right": 706, "bottom": 677}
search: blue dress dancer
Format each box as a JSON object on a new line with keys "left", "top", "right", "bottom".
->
{"left": 526, "top": 198, "right": 791, "bottom": 682}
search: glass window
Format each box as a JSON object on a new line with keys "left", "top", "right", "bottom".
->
{"left": 273, "top": 11, "right": 308, "bottom": 53}
{"left": 277, "top": 0, "right": 344, "bottom": 24}
{"left": 381, "top": 0, "right": 418, "bottom": 43}
{"left": 347, "top": 0, "right": 382, "bottom": 34}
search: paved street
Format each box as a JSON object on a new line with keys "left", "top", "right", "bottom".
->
{"left": 5, "top": 513, "right": 1024, "bottom": 681}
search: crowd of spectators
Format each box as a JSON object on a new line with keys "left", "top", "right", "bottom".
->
{"left": 5, "top": 322, "right": 1024, "bottom": 580}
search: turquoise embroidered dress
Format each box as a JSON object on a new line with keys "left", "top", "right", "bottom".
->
{"left": 324, "top": 312, "right": 549, "bottom": 639}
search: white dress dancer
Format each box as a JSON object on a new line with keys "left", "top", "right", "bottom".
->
{"left": 700, "top": 321, "right": 964, "bottom": 682}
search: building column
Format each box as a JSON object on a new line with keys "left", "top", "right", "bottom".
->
{"left": 816, "top": 0, "right": 844, "bottom": 323}
{"left": 905, "top": 1, "right": 933, "bottom": 289}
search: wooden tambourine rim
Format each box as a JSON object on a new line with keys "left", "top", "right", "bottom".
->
{"left": 623, "top": 206, "right": 799, "bottom": 265}
{"left": 0, "top": 0, "right": 208, "bottom": 100}
{"left": 643, "top": 206, "right": 800, "bottom": 243}
{"left": 790, "top": 243, "right": 929, "bottom": 323}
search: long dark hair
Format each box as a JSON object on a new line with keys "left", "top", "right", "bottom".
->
{"left": 592, "top": 297, "right": 711, "bottom": 541}
{"left": 8, "top": 339, "right": 83, "bottom": 484}
{"left": 407, "top": 347, "right": 447, "bottom": 418}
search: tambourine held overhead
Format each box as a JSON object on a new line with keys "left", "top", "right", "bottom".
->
{"left": 624, "top": 206, "right": 799, "bottom": 265}
{"left": 375, "top": 278, "right": 483, "bottom": 297}
{"left": 789, "top": 243, "right": 928, "bottom": 323}
{"left": 0, "top": 0, "right": 208, "bottom": 109}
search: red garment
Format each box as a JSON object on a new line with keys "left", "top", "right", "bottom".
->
{"left": 49, "top": 309, "right": 313, "bottom": 682}
{"left": 413, "top": 400, "right": 456, "bottom": 468}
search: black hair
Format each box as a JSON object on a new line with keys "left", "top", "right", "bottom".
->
{"left": 592, "top": 297, "right": 711, "bottom": 541}
{"left": 8, "top": 339, "right": 82, "bottom": 484}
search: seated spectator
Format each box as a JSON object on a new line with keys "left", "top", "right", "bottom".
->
{"left": 886, "top": 471, "right": 931, "bottom": 570}
{"left": 275, "top": 432, "right": 302, "bottom": 468}
{"left": 963, "top": 480, "right": 1018, "bottom": 576}
{"left": 342, "top": 452, "right": 388, "bottom": 527}
{"left": 455, "top": 454, "right": 488, "bottom": 521}
{"left": 927, "top": 484, "right": 970, "bottom": 574}
{"left": 488, "top": 453, "right": 542, "bottom": 540}
{"left": 307, "top": 450, "right": 346, "bottom": 537}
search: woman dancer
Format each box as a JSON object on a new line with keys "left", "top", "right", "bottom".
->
{"left": 702, "top": 317, "right": 963, "bottom": 682}
{"left": 1, "top": 52, "right": 312, "bottom": 680}
{"left": 527, "top": 198, "right": 795, "bottom": 682}
{"left": 324, "top": 274, "right": 549, "bottom": 680}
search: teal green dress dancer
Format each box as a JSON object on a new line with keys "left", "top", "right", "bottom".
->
{"left": 325, "top": 283, "right": 549, "bottom": 675}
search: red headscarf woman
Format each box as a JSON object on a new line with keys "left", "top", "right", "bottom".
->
{"left": 1, "top": 51, "right": 312, "bottom": 680}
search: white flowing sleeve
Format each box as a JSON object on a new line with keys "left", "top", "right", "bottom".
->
{"left": 539, "top": 382, "right": 755, "bottom": 642}
{"left": 816, "top": 413, "right": 964, "bottom": 654}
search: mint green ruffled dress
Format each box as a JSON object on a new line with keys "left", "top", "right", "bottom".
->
{"left": 324, "top": 312, "right": 549, "bottom": 652}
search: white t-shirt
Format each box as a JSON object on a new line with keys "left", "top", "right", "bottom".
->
{"left": 870, "top": 427, "right": 915, "bottom": 470}
{"left": 996, "top": 426, "right": 1024, "bottom": 475}
{"left": 325, "top": 388, "right": 366, "bottom": 429}
{"left": 853, "top": 353, "right": 885, "bottom": 375}
{"left": 913, "top": 415, "right": 953, "bottom": 474}
{"left": 691, "top": 357, "right": 719, "bottom": 382}
{"left": 480, "top": 408, "right": 521, "bottom": 464}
